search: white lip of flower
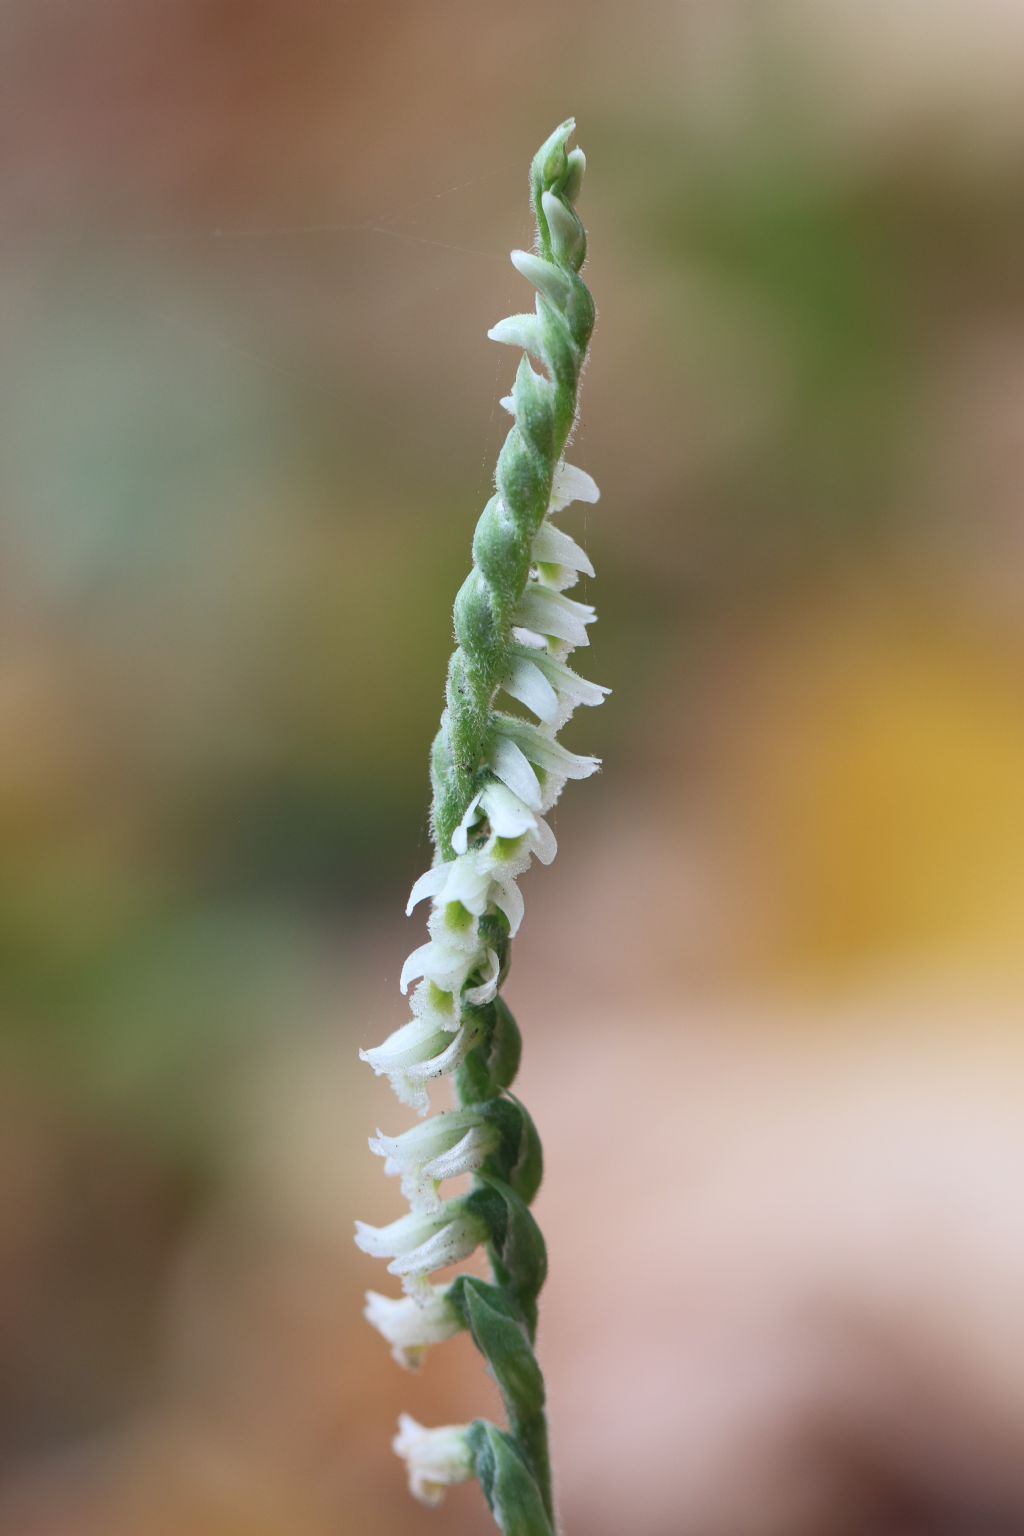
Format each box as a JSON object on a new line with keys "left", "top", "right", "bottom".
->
{"left": 370, "top": 1109, "right": 499, "bottom": 1210}
{"left": 408, "top": 977, "right": 457, "bottom": 1028}
{"left": 364, "top": 1287, "right": 463, "bottom": 1370}
{"left": 393, "top": 1414, "right": 474, "bottom": 1507}
{"left": 354, "top": 1200, "right": 485, "bottom": 1293}
{"left": 359, "top": 1015, "right": 480, "bottom": 1114}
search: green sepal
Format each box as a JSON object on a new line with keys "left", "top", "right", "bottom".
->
{"left": 496, "top": 429, "right": 549, "bottom": 537}
{"left": 467, "top": 1173, "right": 548, "bottom": 1337}
{"left": 453, "top": 569, "right": 503, "bottom": 693}
{"left": 468, "top": 1419, "right": 554, "bottom": 1536}
{"left": 451, "top": 1276, "right": 551, "bottom": 1507}
{"left": 565, "top": 270, "right": 596, "bottom": 354}
{"left": 477, "top": 1093, "right": 543, "bottom": 1205}
{"left": 473, "top": 494, "right": 528, "bottom": 614}
{"left": 456, "top": 995, "right": 522, "bottom": 1102}
{"left": 511, "top": 355, "right": 557, "bottom": 470}
{"left": 448, "top": 1277, "right": 544, "bottom": 1420}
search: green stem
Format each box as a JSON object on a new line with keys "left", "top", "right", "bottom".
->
{"left": 430, "top": 118, "right": 595, "bottom": 860}
{"left": 435, "top": 119, "right": 595, "bottom": 1534}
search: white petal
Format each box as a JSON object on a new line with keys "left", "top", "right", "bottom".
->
{"left": 451, "top": 791, "right": 483, "bottom": 855}
{"left": 550, "top": 461, "right": 600, "bottom": 512}
{"left": 538, "top": 772, "right": 569, "bottom": 815}
{"left": 515, "top": 584, "right": 595, "bottom": 647}
{"left": 526, "top": 647, "right": 609, "bottom": 710}
{"left": 370, "top": 1111, "right": 495, "bottom": 1210}
{"left": 361, "top": 1017, "right": 480, "bottom": 1114}
{"left": 490, "top": 876, "right": 525, "bottom": 935}
{"left": 422, "top": 1124, "right": 496, "bottom": 1182}
{"left": 368, "top": 1110, "right": 479, "bottom": 1174}
{"left": 480, "top": 780, "right": 538, "bottom": 838}
{"left": 387, "top": 1210, "right": 483, "bottom": 1281}
{"left": 463, "top": 948, "right": 499, "bottom": 1006}
{"left": 400, "top": 1023, "right": 478, "bottom": 1085}
{"left": 509, "top": 248, "right": 572, "bottom": 307}
{"left": 354, "top": 1208, "right": 444, "bottom": 1260}
{"left": 531, "top": 816, "right": 558, "bottom": 865}
{"left": 406, "top": 865, "right": 447, "bottom": 916}
{"left": 400, "top": 940, "right": 476, "bottom": 996}
{"left": 489, "top": 736, "right": 542, "bottom": 809}
{"left": 400, "top": 943, "right": 433, "bottom": 995}
{"left": 511, "top": 625, "right": 548, "bottom": 650}
{"left": 501, "top": 720, "right": 600, "bottom": 782}
{"left": 502, "top": 654, "right": 559, "bottom": 723}
{"left": 442, "top": 853, "right": 491, "bottom": 916}
{"left": 499, "top": 393, "right": 515, "bottom": 415}
{"left": 487, "top": 313, "right": 543, "bottom": 358}
{"left": 359, "top": 1018, "right": 450, "bottom": 1075}
{"left": 532, "top": 520, "right": 595, "bottom": 577}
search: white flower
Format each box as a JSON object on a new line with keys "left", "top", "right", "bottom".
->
{"left": 369, "top": 1109, "right": 498, "bottom": 1210}
{"left": 354, "top": 1200, "right": 485, "bottom": 1295}
{"left": 364, "top": 1286, "right": 463, "bottom": 1370}
{"left": 514, "top": 583, "right": 595, "bottom": 648}
{"left": 359, "top": 1014, "right": 480, "bottom": 1114}
{"left": 445, "top": 779, "right": 557, "bottom": 927}
{"left": 489, "top": 735, "right": 543, "bottom": 810}
{"left": 479, "top": 802, "right": 558, "bottom": 880}
{"left": 407, "top": 852, "right": 492, "bottom": 918}
{"left": 531, "top": 518, "right": 595, "bottom": 581}
{"left": 393, "top": 1414, "right": 474, "bottom": 1506}
{"left": 451, "top": 779, "right": 538, "bottom": 854}
{"left": 407, "top": 842, "right": 525, "bottom": 941}
{"left": 512, "top": 622, "right": 549, "bottom": 649}
{"left": 400, "top": 937, "right": 488, "bottom": 997}
{"left": 530, "top": 513, "right": 596, "bottom": 593}
{"left": 549, "top": 460, "right": 600, "bottom": 513}
{"left": 493, "top": 717, "right": 599, "bottom": 813}
{"left": 504, "top": 643, "right": 608, "bottom": 731}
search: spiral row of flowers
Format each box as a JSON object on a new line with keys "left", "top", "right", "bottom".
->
{"left": 355, "top": 120, "right": 601, "bottom": 1534}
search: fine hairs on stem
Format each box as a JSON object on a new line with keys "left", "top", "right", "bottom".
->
{"left": 355, "top": 119, "right": 603, "bottom": 1536}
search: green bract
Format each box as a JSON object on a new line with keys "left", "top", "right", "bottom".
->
{"left": 357, "top": 119, "right": 602, "bottom": 1536}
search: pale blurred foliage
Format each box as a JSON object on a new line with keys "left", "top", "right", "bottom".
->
{"left": 2, "top": 3, "right": 1024, "bottom": 1534}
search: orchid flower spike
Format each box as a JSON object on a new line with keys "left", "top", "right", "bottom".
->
{"left": 355, "top": 119, "right": 603, "bottom": 1536}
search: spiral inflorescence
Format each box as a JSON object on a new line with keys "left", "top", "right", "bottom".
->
{"left": 355, "top": 119, "right": 602, "bottom": 1535}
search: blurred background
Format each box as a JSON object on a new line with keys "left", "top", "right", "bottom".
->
{"left": 2, "top": 2, "right": 1024, "bottom": 1533}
